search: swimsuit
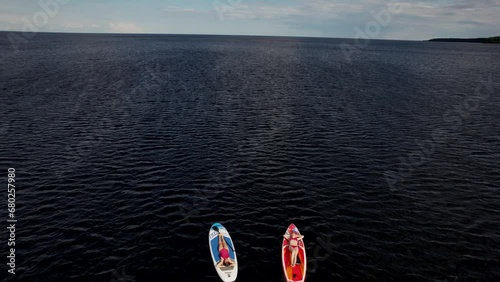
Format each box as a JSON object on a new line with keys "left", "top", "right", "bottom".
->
{"left": 220, "top": 248, "right": 230, "bottom": 260}
{"left": 289, "top": 238, "right": 299, "bottom": 249}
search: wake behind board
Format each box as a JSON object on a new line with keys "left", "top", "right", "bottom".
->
{"left": 282, "top": 223, "right": 307, "bottom": 282}
{"left": 209, "top": 223, "right": 238, "bottom": 282}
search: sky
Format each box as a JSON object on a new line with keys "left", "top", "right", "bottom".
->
{"left": 0, "top": 0, "right": 499, "bottom": 40}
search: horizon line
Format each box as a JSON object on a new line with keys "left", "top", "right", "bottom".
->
{"left": 0, "top": 30, "right": 425, "bottom": 42}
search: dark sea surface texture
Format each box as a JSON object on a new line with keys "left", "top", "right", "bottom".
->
{"left": 1, "top": 32, "right": 500, "bottom": 282}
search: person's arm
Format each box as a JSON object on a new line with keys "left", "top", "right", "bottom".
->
{"left": 216, "top": 259, "right": 223, "bottom": 267}
{"left": 283, "top": 234, "right": 290, "bottom": 239}
{"left": 298, "top": 235, "right": 304, "bottom": 240}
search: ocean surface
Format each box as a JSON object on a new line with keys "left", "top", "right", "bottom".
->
{"left": 0, "top": 32, "right": 499, "bottom": 282}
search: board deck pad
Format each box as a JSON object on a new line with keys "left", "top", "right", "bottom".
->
{"left": 282, "top": 224, "right": 306, "bottom": 282}
{"left": 209, "top": 223, "right": 238, "bottom": 282}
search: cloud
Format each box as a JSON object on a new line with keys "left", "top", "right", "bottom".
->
{"left": 293, "top": 0, "right": 500, "bottom": 39}
{"left": 164, "top": 6, "right": 205, "bottom": 14}
{"left": 223, "top": 5, "right": 303, "bottom": 20}
{"left": 156, "top": 1, "right": 500, "bottom": 39}
{"left": 299, "top": 0, "right": 367, "bottom": 14}
{"left": 63, "top": 22, "right": 101, "bottom": 31}
{"left": 65, "top": 23, "right": 85, "bottom": 29}
{"left": 2, "top": 1, "right": 499, "bottom": 39}
{"left": 109, "top": 22, "right": 143, "bottom": 33}
{"left": 211, "top": 1, "right": 365, "bottom": 21}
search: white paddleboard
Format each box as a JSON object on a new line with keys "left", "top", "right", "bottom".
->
{"left": 209, "top": 223, "right": 238, "bottom": 282}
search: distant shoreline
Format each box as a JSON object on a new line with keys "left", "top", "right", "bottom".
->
{"left": 428, "top": 36, "right": 500, "bottom": 44}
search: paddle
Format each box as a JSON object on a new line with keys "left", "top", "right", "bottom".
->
{"left": 212, "top": 225, "right": 235, "bottom": 253}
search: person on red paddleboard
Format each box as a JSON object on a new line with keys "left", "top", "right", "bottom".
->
{"left": 216, "top": 233, "right": 236, "bottom": 268}
{"left": 283, "top": 230, "right": 304, "bottom": 267}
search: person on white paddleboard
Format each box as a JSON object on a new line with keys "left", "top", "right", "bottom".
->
{"left": 216, "top": 233, "right": 236, "bottom": 268}
{"left": 284, "top": 230, "right": 304, "bottom": 267}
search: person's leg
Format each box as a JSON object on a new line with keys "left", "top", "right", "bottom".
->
{"left": 220, "top": 235, "right": 229, "bottom": 250}
{"left": 218, "top": 234, "right": 223, "bottom": 252}
{"left": 292, "top": 248, "right": 298, "bottom": 266}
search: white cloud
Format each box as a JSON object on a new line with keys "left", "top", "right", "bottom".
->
{"left": 223, "top": 5, "right": 302, "bottom": 20}
{"left": 109, "top": 22, "right": 143, "bottom": 33}
{"left": 65, "top": 23, "right": 85, "bottom": 29}
{"left": 64, "top": 22, "right": 101, "bottom": 30}
{"left": 164, "top": 6, "right": 204, "bottom": 14}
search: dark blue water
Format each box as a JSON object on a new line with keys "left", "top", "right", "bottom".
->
{"left": 1, "top": 32, "right": 500, "bottom": 282}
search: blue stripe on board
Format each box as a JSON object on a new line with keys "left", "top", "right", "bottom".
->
{"left": 210, "top": 237, "right": 219, "bottom": 261}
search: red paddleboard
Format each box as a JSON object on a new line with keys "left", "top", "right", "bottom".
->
{"left": 282, "top": 224, "right": 306, "bottom": 282}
